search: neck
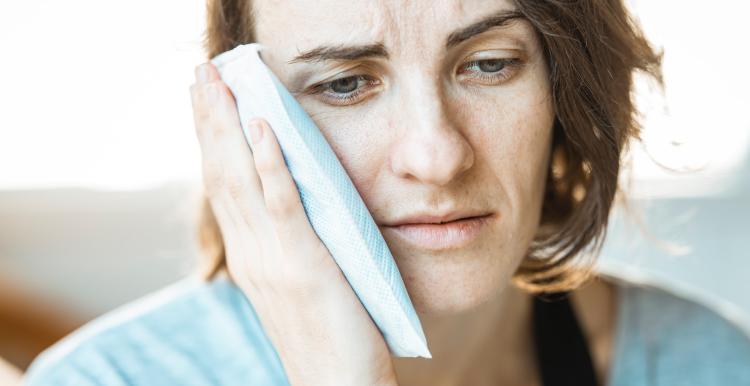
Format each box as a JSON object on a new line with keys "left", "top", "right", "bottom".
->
{"left": 392, "top": 284, "right": 538, "bottom": 386}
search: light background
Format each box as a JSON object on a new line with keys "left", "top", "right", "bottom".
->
{"left": 0, "top": 0, "right": 748, "bottom": 194}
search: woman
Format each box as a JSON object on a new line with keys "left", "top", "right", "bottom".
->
{"left": 22, "top": 0, "right": 750, "bottom": 385}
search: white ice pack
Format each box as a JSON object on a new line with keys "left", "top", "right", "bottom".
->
{"left": 210, "top": 43, "right": 431, "bottom": 358}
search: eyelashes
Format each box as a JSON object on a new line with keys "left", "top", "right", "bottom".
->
{"left": 458, "top": 58, "right": 522, "bottom": 85}
{"left": 307, "top": 58, "right": 524, "bottom": 106}
{"left": 308, "top": 75, "right": 381, "bottom": 106}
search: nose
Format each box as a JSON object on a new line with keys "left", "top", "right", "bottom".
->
{"left": 389, "top": 77, "right": 474, "bottom": 186}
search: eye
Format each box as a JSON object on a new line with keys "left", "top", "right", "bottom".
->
{"left": 458, "top": 58, "right": 522, "bottom": 85}
{"left": 309, "top": 74, "right": 381, "bottom": 106}
{"left": 329, "top": 76, "right": 359, "bottom": 93}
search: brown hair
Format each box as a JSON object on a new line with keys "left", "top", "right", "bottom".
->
{"left": 193, "top": 0, "right": 663, "bottom": 293}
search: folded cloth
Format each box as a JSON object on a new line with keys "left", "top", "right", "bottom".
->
{"left": 210, "top": 43, "right": 431, "bottom": 358}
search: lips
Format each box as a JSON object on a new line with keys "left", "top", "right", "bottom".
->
{"left": 381, "top": 213, "right": 493, "bottom": 250}
{"left": 383, "top": 211, "right": 492, "bottom": 227}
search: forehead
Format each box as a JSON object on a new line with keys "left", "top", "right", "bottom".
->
{"left": 253, "top": 0, "right": 518, "bottom": 59}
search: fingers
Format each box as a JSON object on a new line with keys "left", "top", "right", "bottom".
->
{"left": 246, "top": 119, "right": 318, "bottom": 249}
{"left": 190, "top": 61, "right": 331, "bottom": 289}
{"left": 190, "top": 62, "right": 265, "bottom": 231}
{"left": 190, "top": 63, "right": 220, "bottom": 145}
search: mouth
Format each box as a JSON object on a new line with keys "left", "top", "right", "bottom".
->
{"left": 381, "top": 213, "right": 494, "bottom": 251}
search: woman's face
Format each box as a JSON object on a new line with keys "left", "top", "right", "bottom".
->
{"left": 254, "top": 0, "right": 554, "bottom": 316}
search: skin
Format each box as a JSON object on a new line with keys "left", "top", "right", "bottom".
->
{"left": 254, "top": 0, "right": 552, "bottom": 317}
{"left": 0, "top": 357, "right": 21, "bottom": 386}
{"left": 190, "top": 0, "right": 618, "bottom": 384}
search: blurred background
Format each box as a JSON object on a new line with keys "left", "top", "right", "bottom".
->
{"left": 1, "top": 0, "right": 749, "bottom": 375}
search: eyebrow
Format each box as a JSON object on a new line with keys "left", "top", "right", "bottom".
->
{"left": 286, "top": 9, "right": 525, "bottom": 65}
{"left": 445, "top": 9, "right": 524, "bottom": 48}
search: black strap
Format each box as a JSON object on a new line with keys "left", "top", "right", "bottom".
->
{"left": 532, "top": 292, "right": 599, "bottom": 386}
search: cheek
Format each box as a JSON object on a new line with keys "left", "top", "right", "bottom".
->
{"left": 458, "top": 74, "right": 555, "bottom": 241}
{"left": 500, "top": 94, "right": 554, "bottom": 200}
{"left": 300, "top": 105, "right": 390, "bottom": 202}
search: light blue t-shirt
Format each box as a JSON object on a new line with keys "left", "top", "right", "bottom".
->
{"left": 23, "top": 274, "right": 750, "bottom": 385}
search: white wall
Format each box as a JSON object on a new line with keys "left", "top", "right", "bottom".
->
{"left": 0, "top": 183, "right": 202, "bottom": 319}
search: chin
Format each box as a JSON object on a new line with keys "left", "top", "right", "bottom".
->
{"left": 395, "top": 252, "right": 517, "bottom": 317}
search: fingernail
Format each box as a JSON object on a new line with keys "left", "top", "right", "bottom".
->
{"left": 195, "top": 63, "right": 210, "bottom": 83}
{"left": 249, "top": 120, "right": 264, "bottom": 144}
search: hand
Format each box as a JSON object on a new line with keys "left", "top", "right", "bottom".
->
{"left": 0, "top": 357, "right": 21, "bottom": 386}
{"left": 189, "top": 62, "right": 398, "bottom": 386}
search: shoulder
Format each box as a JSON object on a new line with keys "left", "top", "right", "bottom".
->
{"left": 609, "top": 282, "right": 750, "bottom": 385}
{"left": 22, "top": 274, "right": 290, "bottom": 386}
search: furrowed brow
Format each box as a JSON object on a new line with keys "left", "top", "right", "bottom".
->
{"left": 287, "top": 42, "right": 388, "bottom": 64}
{"left": 286, "top": 9, "right": 524, "bottom": 65}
